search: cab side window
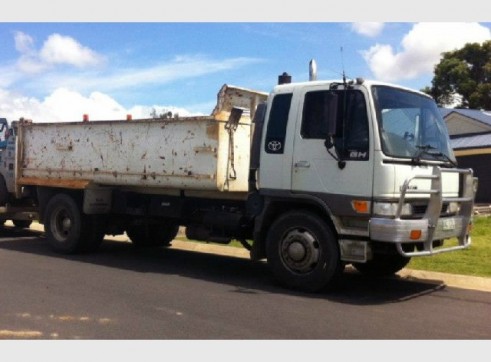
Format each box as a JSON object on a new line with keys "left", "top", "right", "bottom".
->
{"left": 341, "top": 90, "right": 369, "bottom": 159}
{"left": 264, "top": 93, "right": 292, "bottom": 154}
{"left": 301, "top": 91, "right": 329, "bottom": 139}
{"left": 301, "top": 89, "right": 369, "bottom": 160}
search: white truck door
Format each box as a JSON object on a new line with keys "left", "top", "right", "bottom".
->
{"left": 291, "top": 87, "right": 373, "bottom": 201}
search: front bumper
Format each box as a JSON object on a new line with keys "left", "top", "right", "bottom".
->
{"left": 370, "top": 215, "right": 471, "bottom": 256}
{"left": 369, "top": 167, "right": 475, "bottom": 257}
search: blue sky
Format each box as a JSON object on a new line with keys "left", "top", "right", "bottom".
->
{"left": 1, "top": 3, "right": 491, "bottom": 122}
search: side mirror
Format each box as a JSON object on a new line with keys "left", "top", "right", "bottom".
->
{"left": 323, "top": 92, "right": 338, "bottom": 149}
{"left": 322, "top": 91, "right": 346, "bottom": 169}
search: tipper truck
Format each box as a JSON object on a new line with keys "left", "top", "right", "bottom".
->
{"left": 0, "top": 62, "right": 477, "bottom": 292}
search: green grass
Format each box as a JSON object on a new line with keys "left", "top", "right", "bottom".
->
{"left": 408, "top": 215, "right": 491, "bottom": 277}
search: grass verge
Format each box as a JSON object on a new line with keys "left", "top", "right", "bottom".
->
{"left": 408, "top": 215, "right": 491, "bottom": 277}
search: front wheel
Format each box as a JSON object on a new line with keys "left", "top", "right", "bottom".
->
{"left": 266, "top": 211, "right": 343, "bottom": 292}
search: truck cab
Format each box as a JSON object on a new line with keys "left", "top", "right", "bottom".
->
{"left": 253, "top": 74, "right": 476, "bottom": 291}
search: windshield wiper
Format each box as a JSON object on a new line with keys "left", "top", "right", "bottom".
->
{"left": 412, "top": 144, "right": 457, "bottom": 167}
{"left": 412, "top": 144, "right": 436, "bottom": 164}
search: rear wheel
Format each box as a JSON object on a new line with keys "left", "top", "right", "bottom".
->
{"left": 44, "top": 193, "right": 104, "bottom": 254}
{"left": 126, "top": 222, "right": 179, "bottom": 247}
{"left": 352, "top": 253, "right": 411, "bottom": 277}
{"left": 266, "top": 211, "right": 343, "bottom": 292}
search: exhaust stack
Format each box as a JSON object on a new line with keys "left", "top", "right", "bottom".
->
{"left": 278, "top": 72, "right": 292, "bottom": 85}
{"left": 309, "top": 59, "right": 317, "bottom": 81}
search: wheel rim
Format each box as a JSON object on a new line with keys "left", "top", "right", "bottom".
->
{"left": 279, "top": 228, "right": 320, "bottom": 274}
{"left": 50, "top": 206, "right": 73, "bottom": 242}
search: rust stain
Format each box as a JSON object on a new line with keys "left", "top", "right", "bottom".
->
{"left": 0, "top": 330, "right": 43, "bottom": 338}
{"left": 206, "top": 123, "right": 219, "bottom": 140}
{"left": 17, "top": 177, "right": 90, "bottom": 189}
{"left": 142, "top": 165, "right": 147, "bottom": 180}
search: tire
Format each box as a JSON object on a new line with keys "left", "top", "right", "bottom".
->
{"left": 352, "top": 253, "right": 411, "bottom": 277}
{"left": 12, "top": 220, "right": 33, "bottom": 229}
{"left": 44, "top": 193, "right": 105, "bottom": 254}
{"left": 126, "top": 222, "right": 179, "bottom": 248}
{"left": 266, "top": 211, "right": 343, "bottom": 292}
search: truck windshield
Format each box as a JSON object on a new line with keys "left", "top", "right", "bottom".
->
{"left": 372, "top": 85, "right": 456, "bottom": 165}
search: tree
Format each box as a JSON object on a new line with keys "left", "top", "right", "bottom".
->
{"left": 424, "top": 40, "right": 491, "bottom": 110}
{"left": 149, "top": 108, "right": 179, "bottom": 119}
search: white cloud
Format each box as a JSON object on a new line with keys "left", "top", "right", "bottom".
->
{"left": 362, "top": 22, "right": 491, "bottom": 83}
{"left": 14, "top": 32, "right": 105, "bottom": 74}
{"left": 351, "top": 22, "right": 385, "bottom": 37}
{"left": 42, "top": 88, "right": 126, "bottom": 121}
{"left": 40, "top": 33, "right": 104, "bottom": 68}
{"left": 0, "top": 87, "right": 198, "bottom": 123}
{"left": 14, "top": 31, "right": 35, "bottom": 54}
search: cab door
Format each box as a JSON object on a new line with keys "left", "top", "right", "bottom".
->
{"left": 291, "top": 86, "right": 374, "bottom": 206}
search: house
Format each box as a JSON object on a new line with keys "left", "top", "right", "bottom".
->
{"left": 440, "top": 108, "right": 491, "bottom": 203}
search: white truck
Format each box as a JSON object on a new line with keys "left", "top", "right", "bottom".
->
{"left": 0, "top": 62, "right": 477, "bottom": 292}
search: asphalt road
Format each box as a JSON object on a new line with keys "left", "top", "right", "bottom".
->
{"left": 0, "top": 225, "right": 490, "bottom": 341}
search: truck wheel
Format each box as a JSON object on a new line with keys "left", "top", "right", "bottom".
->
{"left": 12, "top": 220, "right": 33, "bottom": 229}
{"left": 44, "top": 193, "right": 104, "bottom": 254}
{"left": 126, "top": 223, "right": 179, "bottom": 247}
{"left": 266, "top": 211, "right": 343, "bottom": 292}
{"left": 352, "top": 253, "right": 411, "bottom": 277}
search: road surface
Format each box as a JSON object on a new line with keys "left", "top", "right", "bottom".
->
{"left": 0, "top": 225, "right": 490, "bottom": 340}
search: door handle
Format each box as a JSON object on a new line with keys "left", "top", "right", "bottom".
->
{"left": 294, "top": 161, "right": 310, "bottom": 168}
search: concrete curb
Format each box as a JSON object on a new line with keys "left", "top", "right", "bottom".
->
{"left": 24, "top": 222, "right": 491, "bottom": 293}
{"left": 397, "top": 269, "right": 491, "bottom": 292}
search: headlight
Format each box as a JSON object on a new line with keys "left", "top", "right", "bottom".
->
{"left": 373, "top": 202, "right": 413, "bottom": 217}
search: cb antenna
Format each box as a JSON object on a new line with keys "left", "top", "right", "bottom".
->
{"left": 340, "top": 46, "right": 347, "bottom": 84}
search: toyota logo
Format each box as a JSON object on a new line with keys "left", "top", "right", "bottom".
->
{"left": 267, "top": 140, "right": 282, "bottom": 152}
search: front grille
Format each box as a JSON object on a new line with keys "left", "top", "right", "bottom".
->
{"left": 412, "top": 202, "right": 449, "bottom": 217}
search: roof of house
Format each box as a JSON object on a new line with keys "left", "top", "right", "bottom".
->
{"left": 440, "top": 108, "right": 491, "bottom": 127}
{"left": 440, "top": 108, "right": 491, "bottom": 150}
{"left": 450, "top": 132, "right": 491, "bottom": 150}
